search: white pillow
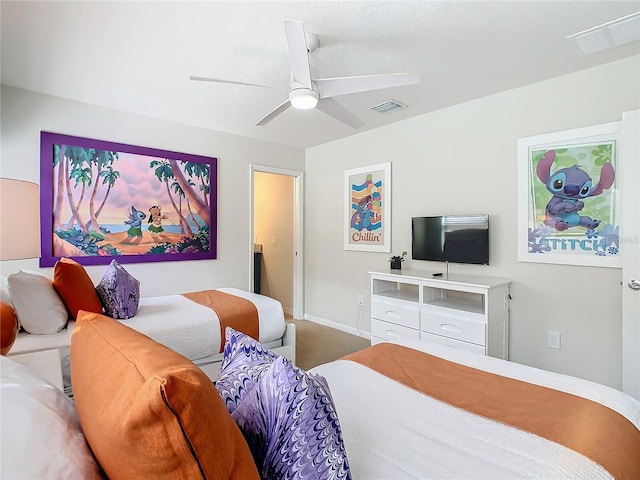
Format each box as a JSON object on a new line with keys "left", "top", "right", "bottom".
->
{"left": 0, "top": 275, "right": 12, "bottom": 305}
{"left": 7, "top": 270, "right": 68, "bottom": 334}
{"left": 0, "top": 356, "right": 102, "bottom": 479}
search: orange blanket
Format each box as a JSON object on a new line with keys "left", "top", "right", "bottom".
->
{"left": 182, "top": 290, "right": 259, "bottom": 352}
{"left": 345, "top": 343, "right": 640, "bottom": 480}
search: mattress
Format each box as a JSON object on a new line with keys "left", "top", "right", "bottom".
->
{"left": 311, "top": 338, "right": 640, "bottom": 479}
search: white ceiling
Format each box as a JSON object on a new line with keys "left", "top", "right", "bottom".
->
{"left": 2, "top": 1, "right": 639, "bottom": 150}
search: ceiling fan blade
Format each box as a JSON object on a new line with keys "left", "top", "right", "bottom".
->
{"left": 256, "top": 99, "right": 292, "bottom": 126}
{"left": 189, "top": 76, "right": 270, "bottom": 88}
{"left": 316, "top": 98, "right": 364, "bottom": 129}
{"left": 283, "top": 19, "right": 312, "bottom": 88}
{"left": 315, "top": 73, "right": 419, "bottom": 98}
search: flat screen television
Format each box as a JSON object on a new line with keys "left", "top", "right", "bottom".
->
{"left": 411, "top": 215, "right": 489, "bottom": 265}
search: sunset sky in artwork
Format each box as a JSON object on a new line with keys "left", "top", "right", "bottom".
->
{"left": 58, "top": 152, "right": 191, "bottom": 228}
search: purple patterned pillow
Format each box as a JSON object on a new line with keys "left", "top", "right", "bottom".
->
{"left": 234, "top": 357, "right": 351, "bottom": 480}
{"left": 216, "top": 327, "right": 280, "bottom": 415}
{"left": 216, "top": 328, "right": 351, "bottom": 480}
{"left": 95, "top": 260, "right": 140, "bottom": 319}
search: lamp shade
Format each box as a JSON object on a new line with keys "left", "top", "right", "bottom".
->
{"left": 0, "top": 178, "right": 40, "bottom": 260}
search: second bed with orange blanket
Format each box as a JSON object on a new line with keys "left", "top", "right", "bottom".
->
{"left": 311, "top": 339, "right": 640, "bottom": 479}
{"left": 123, "top": 287, "right": 288, "bottom": 362}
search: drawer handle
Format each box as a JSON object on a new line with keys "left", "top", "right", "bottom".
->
{"left": 385, "top": 330, "right": 401, "bottom": 338}
{"left": 440, "top": 323, "right": 462, "bottom": 333}
{"left": 385, "top": 311, "right": 401, "bottom": 319}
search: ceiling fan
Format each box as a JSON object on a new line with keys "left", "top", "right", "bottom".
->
{"left": 190, "top": 19, "right": 419, "bottom": 129}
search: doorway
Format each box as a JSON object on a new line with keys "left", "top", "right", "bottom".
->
{"left": 250, "top": 165, "right": 304, "bottom": 319}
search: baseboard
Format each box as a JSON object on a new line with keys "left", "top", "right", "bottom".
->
{"left": 302, "top": 314, "right": 371, "bottom": 340}
{"left": 283, "top": 306, "right": 293, "bottom": 317}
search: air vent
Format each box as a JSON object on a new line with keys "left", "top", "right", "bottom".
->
{"left": 567, "top": 12, "right": 640, "bottom": 55}
{"left": 370, "top": 99, "right": 407, "bottom": 114}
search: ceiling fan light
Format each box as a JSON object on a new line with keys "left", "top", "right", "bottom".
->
{"left": 289, "top": 89, "right": 319, "bottom": 110}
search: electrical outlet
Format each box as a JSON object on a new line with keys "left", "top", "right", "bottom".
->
{"left": 358, "top": 294, "right": 364, "bottom": 307}
{"left": 547, "top": 331, "right": 561, "bottom": 349}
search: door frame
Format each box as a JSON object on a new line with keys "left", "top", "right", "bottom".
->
{"left": 250, "top": 165, "right": 304, "bottom": 319}
{"left": 621, "top": 109, "right": 639, "bottom": 399}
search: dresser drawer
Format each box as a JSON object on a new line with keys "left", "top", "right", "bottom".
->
{"left": 371, "top": 298, "right": 420, "bottom": 329}
{"left": 421, "top": 309, "right": 486, "bottom": 346}
{"left": 371, "top": 318, "right": 420, "bottom": 342}
{"left": 420, "top": 331, "right": 487, "bottom": 355}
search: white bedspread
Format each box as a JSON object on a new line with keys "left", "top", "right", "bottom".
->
{"left": 125, "top": 295, "right": 218, "bottom": 361}
{"left": 311, "top": 339, "right": 640, "bottom": 479}
{"left": 132, "top": 287, "right": 286, "bottom": 361}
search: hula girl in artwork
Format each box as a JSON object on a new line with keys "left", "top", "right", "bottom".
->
{"left": 148, "top": 205, "right": 168, "bottom": 235}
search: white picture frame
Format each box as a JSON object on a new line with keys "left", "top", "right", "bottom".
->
{"left": 517, "top": 122, "right": 621, "bottom": 268}
{"left": 344, "top": 162, "right": 391, "bottom": 252}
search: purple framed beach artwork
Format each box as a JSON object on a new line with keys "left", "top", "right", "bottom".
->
{"left": 39, "top": 132, "right": 217, "bottom": 267}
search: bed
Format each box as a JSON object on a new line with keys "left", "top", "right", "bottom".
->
{"left": 2, "top": 313, "right": 638, "bottom": 479}
{"left": 113, "top": 287, "right": 294, "bottom": 381}
{"left": 312, "top": 338, "right": 640, "bottom": 479}
{"left": 9, "top": 286, "right": 295, "bottom": 392}
{"left": 3, "top": 261, "right": 296, "bottom": 392}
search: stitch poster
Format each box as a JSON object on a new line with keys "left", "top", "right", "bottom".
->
{"left": 344, "top": 162, "right": 391, "bottom": 252}
{"left": 39, "top": 132, "right": 217, "bottom": 267}
{"left": 517, "top": 123, "right": 621, "bottom": 268}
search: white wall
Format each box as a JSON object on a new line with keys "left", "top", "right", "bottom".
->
{"left": 3, "top": 56, "right": 638, "bottom": 389}
{"left": 0, "top": 85, "right": 304, "bottom": 296}
{"left": 305, "top": 55, "right": 640, "bottom": 389}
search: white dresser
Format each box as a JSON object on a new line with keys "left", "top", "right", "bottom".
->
{"left": 370, "top": 270, "right": 510, "bottom": 359}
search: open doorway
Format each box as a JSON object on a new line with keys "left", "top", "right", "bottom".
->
{"left": 250, "top": 165, "right": 304, "bottom": 319}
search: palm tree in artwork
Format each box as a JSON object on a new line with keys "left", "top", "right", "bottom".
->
{"left": 66, "top": 165, "right": 93, "bottom": 229}
{"left": 172, "top": 178, "right": 202, "bottom": 230}
{"left": 87, "top": 150, "right": 118, "bottom": 231}
{"left": 184, "top": 162, "right": 210, "bottom": 207}
{"left": 150, "top": 159, "right": 192, "bottom": 235}
{"left": 168, "top": 159, "right": 210, "bottom": 226}
{"left": 94, "top": 166, "right": 121, "bottom": 220}
{"left": 56, "top": 146, "right": 121, "bottom": 232}
{"left": 52, "top": 144, "right": 66, "bottom": 231}
{"left": 63, "top": 146, "right": 91, "bottom": 232}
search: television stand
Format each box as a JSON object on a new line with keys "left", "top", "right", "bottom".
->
{"left": 369, "top": 269, "right": 510, "bottom": 359}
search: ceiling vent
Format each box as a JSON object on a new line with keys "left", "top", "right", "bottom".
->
{"left": 370, "top": 99, "right": 407, "bottom": 114}
{"left": 567, "top": 12, "right": 640, "bottom": 55}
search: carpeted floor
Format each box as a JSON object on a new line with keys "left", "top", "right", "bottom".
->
{"left": 288, "top": 318, "right": 371, "bottom": 371}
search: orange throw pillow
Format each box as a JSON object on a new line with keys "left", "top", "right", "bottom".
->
{"left": 70, "top": 311, "right": 259, "bottom": 480}
{"left": 53, "top": 258, "right": 102, "bottom": 318}
{"left": 0, "top": 302, "right": 18, "bottom": 355}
